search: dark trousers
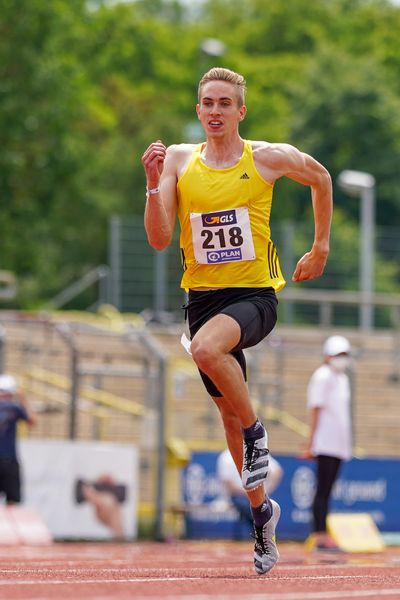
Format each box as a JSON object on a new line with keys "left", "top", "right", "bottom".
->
{"left": 313, "top": 455, "right": 342, "bottom": 533}
{"left": 0, "top": 458, "right": 21, "bottom": 503}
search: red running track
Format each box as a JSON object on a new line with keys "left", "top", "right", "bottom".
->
{"left": 0, "top": 541, "right": 400, "bottom": 600}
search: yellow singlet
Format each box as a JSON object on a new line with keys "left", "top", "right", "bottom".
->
{"left": 177, "top": 140, "right": 286, "bottom": 292}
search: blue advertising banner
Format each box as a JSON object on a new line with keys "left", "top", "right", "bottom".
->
{"left": 182, "top": 453, "right": 399, "bottom": 540}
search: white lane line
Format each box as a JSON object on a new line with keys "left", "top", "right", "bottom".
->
{"left": 0, "top": 562, "right": 395, "bottom": 576}
{"left": 0, "top": 577, "right": 206, "bottom": 585}
{"left": 116, "top": 593, "right": 400, "bottom": 600}
{"left": 0, "top": 574, "right": 396, "bottom": 586}
{"left": 39, "top": 591, "right": 400, "bottom": 600}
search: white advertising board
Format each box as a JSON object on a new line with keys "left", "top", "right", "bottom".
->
{"left": 19, "top": 439, "right": 138, "bottom": 540}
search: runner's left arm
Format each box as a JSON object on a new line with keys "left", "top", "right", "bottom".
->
{"left": 265, "top": 143, "right": 332, "bottom": 282}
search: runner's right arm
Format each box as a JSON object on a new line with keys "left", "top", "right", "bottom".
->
{"left": 142, "top": 141, "right": 178, "bottom": 250}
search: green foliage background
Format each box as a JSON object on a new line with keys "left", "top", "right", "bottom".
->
{"left": 1, "top": 0, "right": 399, "bottom": 306}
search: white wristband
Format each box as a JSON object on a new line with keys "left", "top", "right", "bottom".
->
{"left": 146, "top": 186, "right": 160, "bottom": 198}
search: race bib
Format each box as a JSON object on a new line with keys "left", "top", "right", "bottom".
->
{"left": 190, "top": 207, "right": 255, "bottom": 265}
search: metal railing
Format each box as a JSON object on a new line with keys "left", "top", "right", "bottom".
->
{"left": 130, "top": 326, "right": 167, "bottom": 541}
{"left": 279, "top": 287, "right": 400, "bottom": 331}
{"left": 2, "top": 302, "right": 399, "bottom": 541}
{"left": 44, "top": 265, "right": 111, "bottom": 311}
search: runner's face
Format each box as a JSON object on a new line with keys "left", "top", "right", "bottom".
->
{"left": 196, "top": 81, "right": 246, "bottom": 137}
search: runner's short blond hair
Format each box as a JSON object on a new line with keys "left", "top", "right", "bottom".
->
{"left": 198, "top": 67, "right": 246, "bottom": 106}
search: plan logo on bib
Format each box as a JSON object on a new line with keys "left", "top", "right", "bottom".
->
{"left": 207, "top": 249, "right": 243, "bottom": 263}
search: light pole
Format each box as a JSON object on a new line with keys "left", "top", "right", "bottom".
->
{"left": 337, "top": 169, "right": 376, "bottom": 331}
{"left": 200, "top": 37, "right": 226, "bottom": 58}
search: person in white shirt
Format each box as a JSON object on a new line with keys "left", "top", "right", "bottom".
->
{"left": 216, "top": 448, "right": 283, "bottom": 530}
{"left": 301, "top": 335, "right": 352, "bottom": 550}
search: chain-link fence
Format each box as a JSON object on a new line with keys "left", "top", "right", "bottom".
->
{"left": 108, "top": 216, "right": 400, "bottom": 328}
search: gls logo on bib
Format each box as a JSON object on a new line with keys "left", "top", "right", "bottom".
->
{"left": 201, "top": 210, "right": 236, "bottom": 227}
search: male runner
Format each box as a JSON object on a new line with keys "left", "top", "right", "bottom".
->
{"left": 142, "top": 67, "right": 332, "bottom": 574}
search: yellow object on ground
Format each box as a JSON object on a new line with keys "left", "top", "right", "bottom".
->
{"left": 327, "top": 512, "right": 385, "bottom": 552}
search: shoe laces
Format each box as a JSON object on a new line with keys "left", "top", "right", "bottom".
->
{"left": 243, "top": 439, "right": 256, "bottom": 470}
{"left": 252, "top": 523, "right": 271, "bottom": 555}
{"left": 243, "top": 438, "right": 267, "bottom": 471}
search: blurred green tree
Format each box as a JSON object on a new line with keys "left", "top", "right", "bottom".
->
{"left": 0, "top": 0, "right": 399, "bottom": 307}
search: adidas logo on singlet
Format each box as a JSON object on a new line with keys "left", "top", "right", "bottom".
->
{"left": 240, "top": 172, "right": 250, "bottom": 179}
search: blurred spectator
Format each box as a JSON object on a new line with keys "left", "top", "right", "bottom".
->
{"left": 216, "top": 448, "right": 283, "bottom": 531}
{"left": 300, "top": 335, "right": 352, "bottom": 551}
{"left": 0, "top": 374, "right": 35, "bottom": 504}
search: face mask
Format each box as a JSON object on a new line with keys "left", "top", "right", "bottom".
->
{"left": 329, "top": 356, "right": 351, "bottom": 372}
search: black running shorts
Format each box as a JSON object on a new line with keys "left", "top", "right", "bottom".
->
{"left": 187, "top": 287, "right": 278, "bottom": 397}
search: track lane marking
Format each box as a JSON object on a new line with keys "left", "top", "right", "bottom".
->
{"left": 6, "top": 589, "right": 400, "bottom": 600}
{"left": 0, "top": 574, "right": 398, "bottom": 585}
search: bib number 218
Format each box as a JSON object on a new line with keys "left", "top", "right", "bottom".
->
{"left": 201, "top": 227, "right": 243, "bottom": 249}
